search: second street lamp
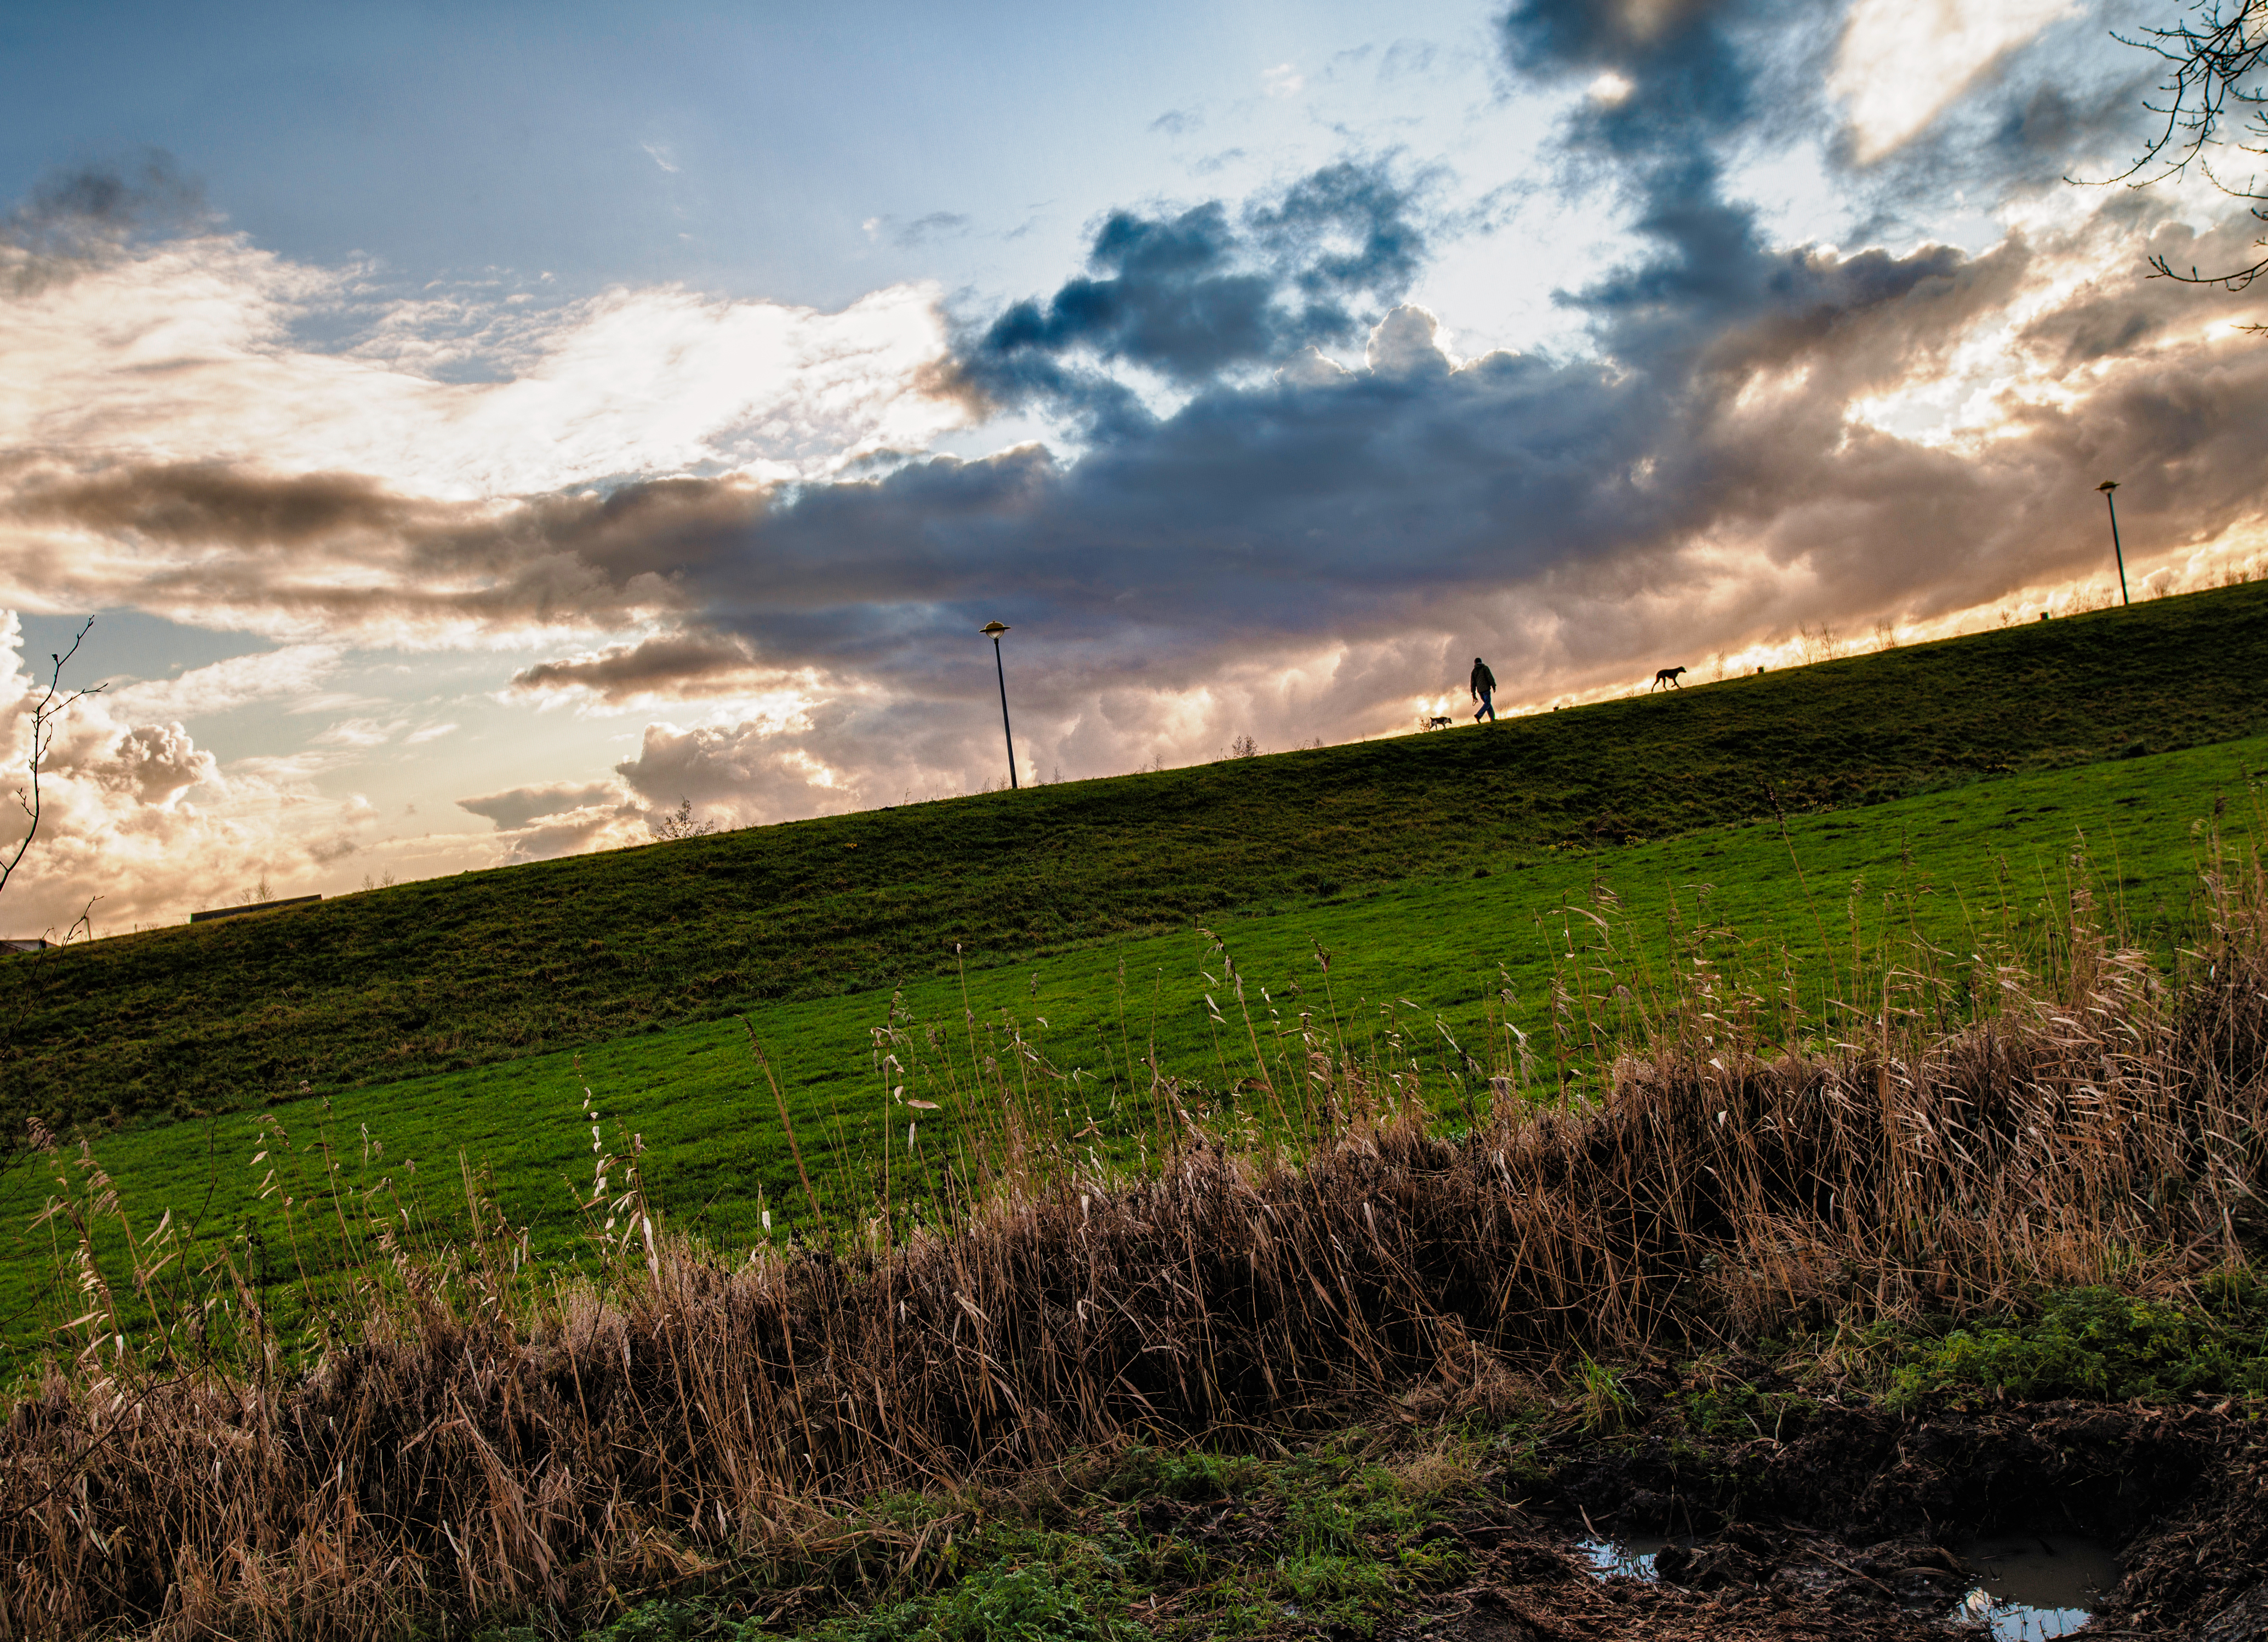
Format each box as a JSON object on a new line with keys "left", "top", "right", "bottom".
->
{"left": 981, "top": 620, "right": 1019, "bottom": 791}
{"left": 2098, "top": 479, "right": 2130, "bottom": 607}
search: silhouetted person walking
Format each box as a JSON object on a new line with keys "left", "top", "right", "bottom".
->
{"left": 1470, "top": 656, "right": 1496, "bottom": 722}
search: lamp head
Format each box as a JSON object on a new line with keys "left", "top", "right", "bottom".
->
{"left": 980, "top": 621, "right": 1010, "bottom": 638}
{"left": 2096, "top": 480, "right": 2118, "bottom": 492}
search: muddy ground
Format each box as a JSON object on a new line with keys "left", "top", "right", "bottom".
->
{"left": 1129, "top": 1374, "right": 2268, "bottom": 1641}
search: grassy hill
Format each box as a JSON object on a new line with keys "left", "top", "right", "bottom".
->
{"left": 6, "top": 579, "right": 2267, "bottom": 1134}
{"left": 4, "top": 729, "right": 2255, "bottom": 1364}
{"left": 7, "top": 760, "right": 2268, "bottom": 1640}
{"left": 5, "top": 579, "right": 2268, "bottom": 1641}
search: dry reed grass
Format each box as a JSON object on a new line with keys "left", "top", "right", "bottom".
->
{"left": 3, "top": 849, "right": 2264, "bottom": 1640}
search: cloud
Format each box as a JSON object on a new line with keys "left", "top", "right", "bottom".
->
{"left": 311, "top": 717, "right": 405, "bottom": 748}
{"left": 504, "top": 628, "right": 798, "bottom": 708}
{"left": 106, "top": 643, "right": 341, "bottom": 719}
{"left": 954, "top": 158, "right": 1431, "bottom": 423}
{"left": 2, "top": 152, "right": 210, "bottom": 290}
{"left": 461, "top": 192, "right": 2260, "bottom": 816}
{"left": 308, "top": 832, "right": 359, "bottom": 864}
{"left": 59, "top": 718, "right": 218, "bottom": 806}
{"left": 0, "top": 238, "right": 969, "bottom": 645}
{"left": 895, "top": 212, "right": 970, "bottom": 247}
{"left": 456, "top": 779, "right": 625, "bottom": 829}
{"left": 0, "top": 225, "right": 969, "bottom": 642}
{"left": 614, "top": 720, "right": 847, "bottom": 817}
{"left": 1832, "top": 0, "right": 2077, "bottom": 163}
{"left": 454, "top": 779, "right": 644, "bottom": 863}
{"left": 0, "top": 611, "right": 390, "bottom": 931}
{"left": 422, "top": 150, "right": 2264, "bottom": 832}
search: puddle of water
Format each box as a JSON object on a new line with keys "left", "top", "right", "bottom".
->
{"left": 1950, "top": 1534, "right": 2121, "bottom": 1640}
{"left": 1578, "top": 1535, "right": 1673, "bottom": 1580}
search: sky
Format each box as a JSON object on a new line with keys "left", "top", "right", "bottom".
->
{"left": 3, "top": 0, "right": 2266, "bottom": 936}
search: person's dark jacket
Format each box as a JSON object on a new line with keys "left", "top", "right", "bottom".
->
{"left": 1470, "top": 660, "right": 1496, "bottom": 697}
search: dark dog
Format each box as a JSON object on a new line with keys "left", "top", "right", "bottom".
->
{"left": 1652, "top": 666, "right": 1687, "bottom": 690}
{"left": 1422, "top": 715, "right": 1454, "bottom": 730}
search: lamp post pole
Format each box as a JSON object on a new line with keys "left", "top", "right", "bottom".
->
{"left": 981, "top": 621, "right": 1019, "bottom": 790}
{"left": 2098, "top": 479, "right": 2130, "bottom": 606}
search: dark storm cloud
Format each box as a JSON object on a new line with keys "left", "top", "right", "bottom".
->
{"left": 15, "top": 465, "right": 425, "bottom": 546}
{"left": 1496, "top": 0, "right": 1852, "bottom": 379}
{"left": 27, "top": 198, "right": 2265, "bottom": 722}
{"left": 489, "top": 202, "right": 2262, "bottom": 706}
{"left": 1500, "top": 0, "right": 1775, "bottom": 150}
{"left": 955, "top": 158, "right": 1430, "bottom": 423}
{"left": 506, "top": 628, "right": 767, "bottom": 702}
{"left": 1492, "top": 0, "right": 2145, "bottom": 369}
{"left": 562, "top": 161, "right": 2265, "bottom": 710}
{"left": 7, "top": 461, "right": 727, "bottom": 636}
{"left": 455, "top": 781, "right": 625, "bottom": 829}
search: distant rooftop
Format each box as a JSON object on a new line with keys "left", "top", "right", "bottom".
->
{"left": 190, "top": 895, "right": 323, "bottom": 925}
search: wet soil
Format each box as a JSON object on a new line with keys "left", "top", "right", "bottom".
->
{"left": 1149, "top": 1378, "right": 2268, "bottom": 1641}
{"left": 1421, "top": 1388, "right": 2266, "bottom": 1640}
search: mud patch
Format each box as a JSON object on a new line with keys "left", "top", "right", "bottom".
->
{"left": 1398, "top": 1391, "right": 2267, "bottom": 1640}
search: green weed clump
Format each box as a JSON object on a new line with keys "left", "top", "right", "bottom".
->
{"left": 1888, "top": 1277, "right": 2268, "bottom": 1405}
{"left": 797, "top": 1559, "right": 1124, "bottom": 1642}
{"left": 484, "top": 1437, "right": 1482, "bottom": 1642}
{"left": 551, "top": 1555, "right": 1129, "bottom": 1642}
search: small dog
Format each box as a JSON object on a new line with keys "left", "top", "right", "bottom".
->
{"left": 1652, "top": 666, "right": 1687, "bottom": 690}
{"left": 1422, "top": 715, "right": 1454, "bottom": 731}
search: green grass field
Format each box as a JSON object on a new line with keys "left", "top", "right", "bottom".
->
{"left": 5, "top": 728, "right": 2259, "bottom": 1371}
{"left": 7, "top": 579, "right": 2268, "bottom": 1137}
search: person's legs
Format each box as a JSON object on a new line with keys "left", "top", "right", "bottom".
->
{"left": 1475, "top": 689, "right": 1495, "bottom": 722}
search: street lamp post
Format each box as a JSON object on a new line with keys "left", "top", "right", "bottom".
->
{"left": 2098, "top": 480, "right": 2130, "bottom": 607}
{"left": 981, "top": 621, "right": 1019, "bottom": 790}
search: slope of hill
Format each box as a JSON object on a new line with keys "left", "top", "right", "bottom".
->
{"left": 7, "top": 579, "right": 2266, "bottom": 1130}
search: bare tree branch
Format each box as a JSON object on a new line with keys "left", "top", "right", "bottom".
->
{"left": 2096, "top": 0, "right": 2268, "bottom": 289}
{"left": 1, "top": 617, "right": 105, "bottom": 903}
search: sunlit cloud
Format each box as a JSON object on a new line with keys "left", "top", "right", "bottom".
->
{"left": 105, "top": 642, "right": 340, "bottom": 718}
{"left": 0, "top": 613, "right": 393, "bottom": 931}
{"left": 311, "top": 717, "right": 406, "bottom": 748}
{"left": 1586, "top": 71, "right": 1634, "bottom": 107}
{"left": 1832, "top": 0, "right": 2076, "bottom": 164}
{"left": 0, "top": 232, "right": 964, "bottom": 521}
